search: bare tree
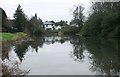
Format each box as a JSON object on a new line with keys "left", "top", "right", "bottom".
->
{"left": 72, "top": 5, "right": 85, "bottom": 29}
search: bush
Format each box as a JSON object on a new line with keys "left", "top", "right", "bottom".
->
{"left": 80, "top": 11, "right": 120, "bottom": 37}
{"left": 101, "top": 12, "right": 119, "bottom": 37}
{"left": 62, "top": 26, "right": 80, "bottom": 35}
{"left": 80, "top": 12, "right": 104, "bottom": 36}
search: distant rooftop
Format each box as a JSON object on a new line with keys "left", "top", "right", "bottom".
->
{"left": 44, "top": 21, "right": 54, "bottom": 25}
{"left": 0, "top": 7, "right": 7, "bottom": 17}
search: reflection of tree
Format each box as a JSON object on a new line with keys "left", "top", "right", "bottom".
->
{"left": 70, "top": 36, "right": 120, "bottom": 76}
{"left": 13, "top": 36, "right": 68, "bottom": 62}
{"left": 13, "top": 36, "right": 44, "bottom": 61}
{"left": 30, "top": 36, "right": 44, "bottom": 53}
{"left": 14, "top": 41, "right": 30, "bottom": 62}
{"left": 59, "top": 39, "right": 65, "bottom": 44}
{"left": 3, "top": 35, "right": 120, "bottom": 76}
{"left": 70, "top": 36, "right": 85, "bottom": 62}
{"left": 82, "top": 38, "right": 120, "bottom": 76}
{"left": 2, "top": 42, "right": 11, "bottom": 60}
{"left": 2, "top": 61, "right": 30, "bottom": 76}
{"left": 2, "top": 42, "right": 30, "bottom": 75}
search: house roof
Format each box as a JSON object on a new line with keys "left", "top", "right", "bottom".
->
{"left": 44, "top": 21, "right": 54, "bottom": 25}
{"left": 0, "top": 7, "right": 7, "bottom": 17}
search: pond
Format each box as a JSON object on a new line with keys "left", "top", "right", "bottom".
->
{"left": 2, "top": 35, "right": 120, "bottom": 75}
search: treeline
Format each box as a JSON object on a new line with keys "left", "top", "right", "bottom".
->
{"left": 2, "top": 5, "right": 70, "bottom": 35}
{"left": 62, "top": 5, "right": 85, "bottom": 35}
{"left": 2, "top": 2, "right": 120, "bottom": 37}
{"left": 80, "top": 1, "right": 120, "bottom": 37}
{"left": 2, "top": 4, "right": 43, "bottom": 36}
{"left": 68, "top": 1, "right": 120, "bottom": 37}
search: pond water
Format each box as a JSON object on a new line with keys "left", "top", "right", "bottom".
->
{"left": 2, "top": 35, "right": 120, "bottom": 75}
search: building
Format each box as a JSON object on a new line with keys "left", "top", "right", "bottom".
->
{"left": 0, "top": 7, "right": 7, "bottom": 32}
{"left": 55, "top": 25, "right": 62, "bottom": 30}
{"left": 0, "top": 8, "right": 2, "bottom": 32}
{"left": 43, "top": 21, "right": 62, "bottom": 30}
{"left": 43, "top": 21, "right": 55, "bottom": 30}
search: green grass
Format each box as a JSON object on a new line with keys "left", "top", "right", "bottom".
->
{"left": 0, "top": 32, "right": 27, "bottom": 41}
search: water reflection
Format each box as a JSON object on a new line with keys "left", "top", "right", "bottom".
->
{"left": 70, "top": 36, "right": 86, "bottom": 62}
{"left": 2, "top": 42, "right": 30, "bottom": 76}
{"left": 2, "top": 42, "right": 12, "bottom": 60}
{"left": 10, "top": 36, "right": 70, "bottom": 62}
{"left": 14, "top": 41, "right": 30, "bottom": 62}
{"left": 70, "top": 36, "right": 120, "bottom": 75}
{"left": 82, "top": 38, "right": 120, "bottom": 75}
{"left": 2, "top": 35, "right": 120, "bottom": 75}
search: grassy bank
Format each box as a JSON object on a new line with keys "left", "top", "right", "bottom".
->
{"left": 0, "top": 32, "right": 27, "bottom": 41}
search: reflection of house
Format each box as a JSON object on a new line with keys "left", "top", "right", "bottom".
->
{"left": 44, "top": 36, "right": 62, "bottom": 45}
{"left": 43, "top": 21, "right": 62, "bottom": 30}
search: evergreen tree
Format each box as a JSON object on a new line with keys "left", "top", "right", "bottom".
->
{"left": 13, "top": 4, "right": 27, "bottom": 32}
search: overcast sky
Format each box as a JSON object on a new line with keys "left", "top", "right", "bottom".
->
{"left": 0, "top": 0, "right": 91, "bottom": 22}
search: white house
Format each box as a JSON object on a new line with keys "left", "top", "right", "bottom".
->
{"left": 43, "top": 21, "right": 62, "bottom": 30}
{"left": 55, "top": 25, "right": 62, "bottom": 30}
{"left": 43, "top": 21, "right": 55, "bottom": 30}
{"left": 70, "top": 23, "right": 79, "bottom": 27}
